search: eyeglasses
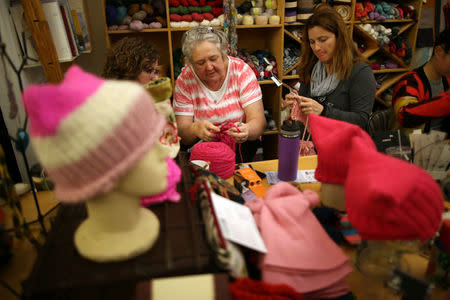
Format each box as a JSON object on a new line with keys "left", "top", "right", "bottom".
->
{"left": 143, "top": 66, "right": 160, "bottom": 76}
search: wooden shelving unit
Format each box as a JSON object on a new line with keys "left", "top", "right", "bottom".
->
{"left": 100, "top": 0, "right": 422, "bottom": 159}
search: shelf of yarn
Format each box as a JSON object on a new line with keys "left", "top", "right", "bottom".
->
{"left": 354, "top": 22, "right": 414, "bottom": 71}
{"left": 283, "top": 29, "right": 302, "bottom": 77}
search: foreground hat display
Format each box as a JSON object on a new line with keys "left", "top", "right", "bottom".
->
{"left": 309, "top": 115, "right": 376, "bottom": 211}
{"left": 345, "top": 136, "right": 444, "bottom": 242}
{"left": 22, "top": 65, "right": 171, "bottom": 262}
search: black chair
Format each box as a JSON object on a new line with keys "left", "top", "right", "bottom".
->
{"left": 367, "top": 108, "right": 394, "bottom": 137}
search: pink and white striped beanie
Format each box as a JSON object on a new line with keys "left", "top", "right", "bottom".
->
{"left": 22, "top": 66, "right": 165, "bottom": 203}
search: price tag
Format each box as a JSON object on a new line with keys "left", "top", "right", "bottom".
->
{"left": 271, "top": 75, "right": 282, "bottom": 86}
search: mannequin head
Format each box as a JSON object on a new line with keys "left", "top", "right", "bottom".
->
{"left": 22, "top": 66, "right": 181, "bottom": 262}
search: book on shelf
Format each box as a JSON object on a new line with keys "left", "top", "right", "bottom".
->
{"left": 41, "top": 0, "right": 76, "bottom": 62}
{"left": 70, "top": 9, "right": 86, "bottom": 52}
{"left": 59, "top": 4, "right": 78, "bottom": 57}
{"left": 58, "top": 0, "right": 82, "bottom": 54}
{"left": 68, "top": 0, "right": 91, "bottom": 52}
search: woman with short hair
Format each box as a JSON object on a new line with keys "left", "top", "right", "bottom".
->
{"left": 174, "top": 26, "right": 266, "bottom": 163}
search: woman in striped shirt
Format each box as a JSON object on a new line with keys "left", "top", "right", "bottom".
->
{"left": 173, "top": 26, "right": 266, "bottom": 163}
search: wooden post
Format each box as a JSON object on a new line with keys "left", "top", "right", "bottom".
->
{"left": 20, "top": 0, "right": 63, "bottom": 83}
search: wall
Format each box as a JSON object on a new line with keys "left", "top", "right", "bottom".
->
{"left": 74, "top": 0, "right": 107, "bottom": 76}
{"left": 0, "top": 0, "right": 42, "bottom": 183}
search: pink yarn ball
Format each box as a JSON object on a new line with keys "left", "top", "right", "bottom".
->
{"left": 190, "top": 142, "right": 236, "bottom": 179}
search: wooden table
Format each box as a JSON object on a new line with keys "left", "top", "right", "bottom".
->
{"left": 239, "top": 155, "right": 447, "bottom": 300}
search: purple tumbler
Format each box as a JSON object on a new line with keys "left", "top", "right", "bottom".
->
{"left": 278, "top": 120, "right": 301, "bottom": 181}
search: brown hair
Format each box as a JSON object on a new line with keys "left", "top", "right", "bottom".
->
{"left": 102, "top": 37, "right": 159, "bottom": 80}
{"left": 298, "top": 7, "right": 364, "bottom": 85}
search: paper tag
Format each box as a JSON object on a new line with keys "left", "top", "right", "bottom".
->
{"left": 210, "top": 192, "right": 267, "bottom": 253}
{"left": 265, "top": 170, "right": 319, "bottom": 185}
{"left": 271, "top": 75, "right": 282, "bottom": 86}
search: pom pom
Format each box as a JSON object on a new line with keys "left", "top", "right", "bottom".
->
{"left": 169, "top": 0, "right": 180, "bottom": 7}
{"left": 180, "top": 0, "right": 189, "bottom": 6}
{"left": 188, "top": 0, "right": 199, "bottom": 6}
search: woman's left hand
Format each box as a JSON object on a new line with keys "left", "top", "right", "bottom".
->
{"left": 299, "top": 96, "right": 324, "bottom": 116}
{"left": 227, "top": 122, "right": 249, "bottom": 144}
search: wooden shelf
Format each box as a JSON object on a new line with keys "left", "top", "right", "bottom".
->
{"left": 283, "top": 74, "right": 300, "bottom": 80}
{"left": 258, "top": 80, "right": 277, "bottom": 85}
{"left": 373, "top": 68, "right": 410, "bottom": 74}
{"left": 283, "top": 60, "right": 301, "bottom": 76}
{"left": 376, "top": 72, "right": 409, "bottom": 95}
{"left": 284, "top": 29, "right": 302, "bottom": 44}
{"left": 263, "top": 130, "right": 278, "bottom": 136}
{"left": 237, "top": 24, "right": 282, "bottom": 29}
{"left": 108, "top": 28, "right": 169, "bottom": 34}
{"left": 354, "top": 19, "right": 415, "bottom": 24}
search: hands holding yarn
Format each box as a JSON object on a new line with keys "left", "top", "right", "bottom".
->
{"left": 227, "top": 122, "right": 248, "bottom": 144}
{"left": 283, "top": 93, "right": 324, "bottom": 116}
{"left": 191, "top": 120, "right": 220, "bottom": 141}
{"left": 299, "top": 96, "right": 324, "bottom": 116}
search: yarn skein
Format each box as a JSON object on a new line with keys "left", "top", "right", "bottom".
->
{"left": 190, "top": 142, "right": 236, "bottom": 179}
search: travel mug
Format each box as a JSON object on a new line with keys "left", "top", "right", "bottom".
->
{"left": 278, "top": 120, "right": 301, "bottom": 181}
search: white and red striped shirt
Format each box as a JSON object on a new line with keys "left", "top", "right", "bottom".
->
{"left": 173, "top": 57, "right": 262, "bottom": 124}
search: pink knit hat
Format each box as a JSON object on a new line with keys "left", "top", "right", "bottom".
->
{"left": 345, "top": 136, "right": 444, "bottom": 242}
{"left": 22, "top": 66, "right": 166, "bottom": 203}
{"left": 309, "top": 115, "right": 376, "bottom": 185}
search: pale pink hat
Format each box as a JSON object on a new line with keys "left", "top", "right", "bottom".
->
{"left": 22, "top": 66, "right": 165, "bottom": 202}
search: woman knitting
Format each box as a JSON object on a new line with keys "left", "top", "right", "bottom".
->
{"left": 283, "top": 8, "right": 376, "bottom": 129}
{"left": 173, "top": 26, "right": 266, "bottom": 163}
{"left": 102, "top": 36, "right": 160, "bottom": 84}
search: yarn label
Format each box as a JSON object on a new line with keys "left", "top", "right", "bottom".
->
{"left": 271, "top": 75, "right": 282, "bottom": 86}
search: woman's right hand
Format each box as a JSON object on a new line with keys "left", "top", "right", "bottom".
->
{"left": 282, "top": 93, "right": 301, "bottom": 109}
{"left": 191, "top": 120, "right": 220, "bottom": 142}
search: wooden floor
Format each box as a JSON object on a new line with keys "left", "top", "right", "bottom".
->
{"left": 0, "top": 191, "right": 59, "bottom": 300}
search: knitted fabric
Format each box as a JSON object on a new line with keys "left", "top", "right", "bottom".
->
{"left": 22, "top": 66, "right": 165, "bottom": 202}
{"left": 140, "top": 157, "right": 181, "bottom": 206}
{"left": 190, "top": 142, "right": 236, "bottom": 179}
{"left": 345, "top": 136, "right": 444, "bottom": 242}
{"left": 309, "top": 115, "right": 376, "bottom": 185}
{"left": 229, "top": 278, "right": 305, "bottom": 300}
{"left": 246, "top": 182, "right": 352, "bottom": 296}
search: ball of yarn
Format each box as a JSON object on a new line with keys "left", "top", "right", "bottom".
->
{"left": 190, "top": 142, "right": 236, "bottom": 179}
